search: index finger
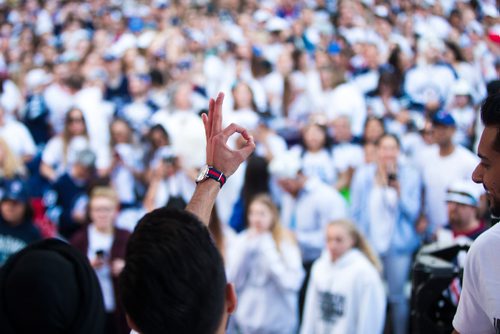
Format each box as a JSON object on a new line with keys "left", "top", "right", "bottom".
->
{"left": 220, "top": 123, "right": 251, "bottom": 141}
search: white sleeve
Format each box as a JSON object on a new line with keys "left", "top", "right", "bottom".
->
{"left": 350, "top": 89, "right": 367, "bottom": 138}
{"left": 453, "top": 240, "right": 493, "bottom": 333}
{"left": 300, "top": 262, "right": 320, "bottom": 334}
{"left": 17, "top": 124, "right": 37, "bottom": 156}
{"left": 305, "top": 70, "right": 324, "bottom": 112}
{"left": 355, "top": 271, "right": 386, "bottom": 334}
{"left": 260, "top": 235, "right": 304, "bottom": 291}
{"left": 42, "top": 137, "right": 63, "bottom": 166}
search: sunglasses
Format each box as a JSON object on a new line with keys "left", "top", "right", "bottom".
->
{"left": 67, "top": 117, "right": 84, "bottom": 123}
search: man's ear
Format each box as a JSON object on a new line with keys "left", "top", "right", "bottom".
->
{"left": 126, "top": 314, "right": 141, "bottom": 333}
{"left": 225, "top": 283, "right": 237, "bottom": 314}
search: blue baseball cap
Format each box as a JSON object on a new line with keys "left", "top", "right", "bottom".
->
{"left": 128, "top": 17, "right": 144, "bottom": 33}
{"left": 432, "top": 111, "right": 456, "bottom": 127}
{"left": 327, "top": 42, "right": 342, "bottom": 55}
{"left": 1, "top": 180, "right": 29, "bottom": 203}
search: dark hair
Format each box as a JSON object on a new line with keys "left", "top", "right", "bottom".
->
{"left": 149, "top": 69, "right": 165, "bottom": 86}
{"left": 301, "top": 122, "right": 333, "bottom": 151}
{"left": 231, "top": 81, "right": 258, "bottom": 112}
{"left": 387, "top": 46, "right": 405, "bottom": 90}
{"left": 148, "top": 124, "right": 170, "bottom": 145}
{"left": 0, "top": 239, "right": 106, "bottom": 334}
{"left": 64, "top": 74, "right": 85, "bottom": 91}
{"left": 444, "top": 40, "right": 466, "bottom": 62}
{"left": 480, "top": 93, "right": 500, "bottom": 152}
{"left": 242, "top": 155, "right": 271, "bottom": 228}
{"left": 0, "top": 199, "right": 34, "bottom": 223}
{"left": 375, "top": 70, "right": 401, "bottom": 97}
{"left": 119, "top": 208, "right": 227, "bottom": 334}
{"left": 362, "top": 116, "right": 386, "bottom": 144}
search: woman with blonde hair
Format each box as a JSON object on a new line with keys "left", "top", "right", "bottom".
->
{"left": 301, "top": 219, "right": 386, "bottom": 334}
{"left": 0, "top": 138, "right": 25, "bottom": 180}
{"left": 227, "top": 194, "right": 304, "bottom": 334}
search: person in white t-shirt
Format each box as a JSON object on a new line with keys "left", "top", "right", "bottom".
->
{"left": 108, "top": 118, "right": 144, "bottom": 208}
{"left": 321, "top": 68, "right": 367, "bottom": 138}
{"left": 0, "top": 104, "right": 36, "bottom": 163}
{"left": 453, "top": 93, "right": 500, "bottom": 334}
{"left": 330, "top": 116, "right": 365, "bottom": 192}
{"left": 289, "top": 122, "right": 336, "bottom": 186}
{"left": 416, "top": 112, "right": 478, "bottom": 239}
{"left": 227, "top": 194, "right": 304, "bottom": 334}
{"left": 300, "top": 220, "right": 386, "bottom": 334}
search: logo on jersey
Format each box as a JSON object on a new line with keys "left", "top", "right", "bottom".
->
{"left": 319, "top": 292, "right": 345, "bottom": 324}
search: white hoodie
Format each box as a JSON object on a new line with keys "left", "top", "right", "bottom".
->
{"left": 300, "top": 249, "right": 386, "bottom": 334}
{"left": 227, "top": 231, "right": 304, "bottom": 334}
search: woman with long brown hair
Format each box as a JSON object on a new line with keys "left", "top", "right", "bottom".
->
{"left": 40, "top": 107, "right": 91, "bottom": 182}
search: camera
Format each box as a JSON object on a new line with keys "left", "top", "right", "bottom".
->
{"left": 96, "top": 250, "right": 105, "bottom": 259}
{"left": 388, "top": 173, "right": 398, "bottom": 182}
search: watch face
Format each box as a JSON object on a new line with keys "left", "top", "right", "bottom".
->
{"left": 196, "top": 165, "right": 209, "bottom": 182}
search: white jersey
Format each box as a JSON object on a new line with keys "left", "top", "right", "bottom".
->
{"left": 300, "top": 249, "right": 386, "bottom": 334}
{"left": 453, "top": 223, "right": 500, "bottom": 334}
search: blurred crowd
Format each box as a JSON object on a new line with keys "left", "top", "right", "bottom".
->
{"left": 0, "top": 0, "right": 498, "bottom": 333}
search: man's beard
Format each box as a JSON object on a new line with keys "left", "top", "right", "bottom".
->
{"left": 490, "top": 198, "right": 500, "bottom": 218}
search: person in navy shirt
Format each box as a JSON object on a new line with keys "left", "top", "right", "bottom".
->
{"left": 0, "top": 179, "right": 41, "bottom": 266}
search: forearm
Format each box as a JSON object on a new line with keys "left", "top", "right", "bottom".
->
{"left": 186, "top": 179, "right": 220, "bottom": 226}
{"left": 143, "top": 178, "right": 161, "bottom": 212}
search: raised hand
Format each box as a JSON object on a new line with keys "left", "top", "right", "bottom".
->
{"left": 201, "top": 92, "right": 255, "bottom": 177}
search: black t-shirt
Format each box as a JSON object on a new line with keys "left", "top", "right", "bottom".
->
{"left": 0, "top": 219, "right": 42, "bottom": 266}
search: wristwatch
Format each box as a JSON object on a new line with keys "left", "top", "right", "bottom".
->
{"left": 196, "top": 165, "right": 227, "bottom": 188}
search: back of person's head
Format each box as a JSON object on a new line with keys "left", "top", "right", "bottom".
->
{"left": 0, "top": 239, "right": 106, "bottom": 334}
{"left": 481, "top": 93, "right": 500, "bottom": 151}
{"left": 119, "top": 207, "right": 227, "bottom": 334}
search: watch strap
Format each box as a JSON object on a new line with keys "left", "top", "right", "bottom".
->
{"left": 207, "top": 167, "right": 226, "bottom": 187}
{"left": 198, "top": 166, "right": 226, "bottom": 188}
